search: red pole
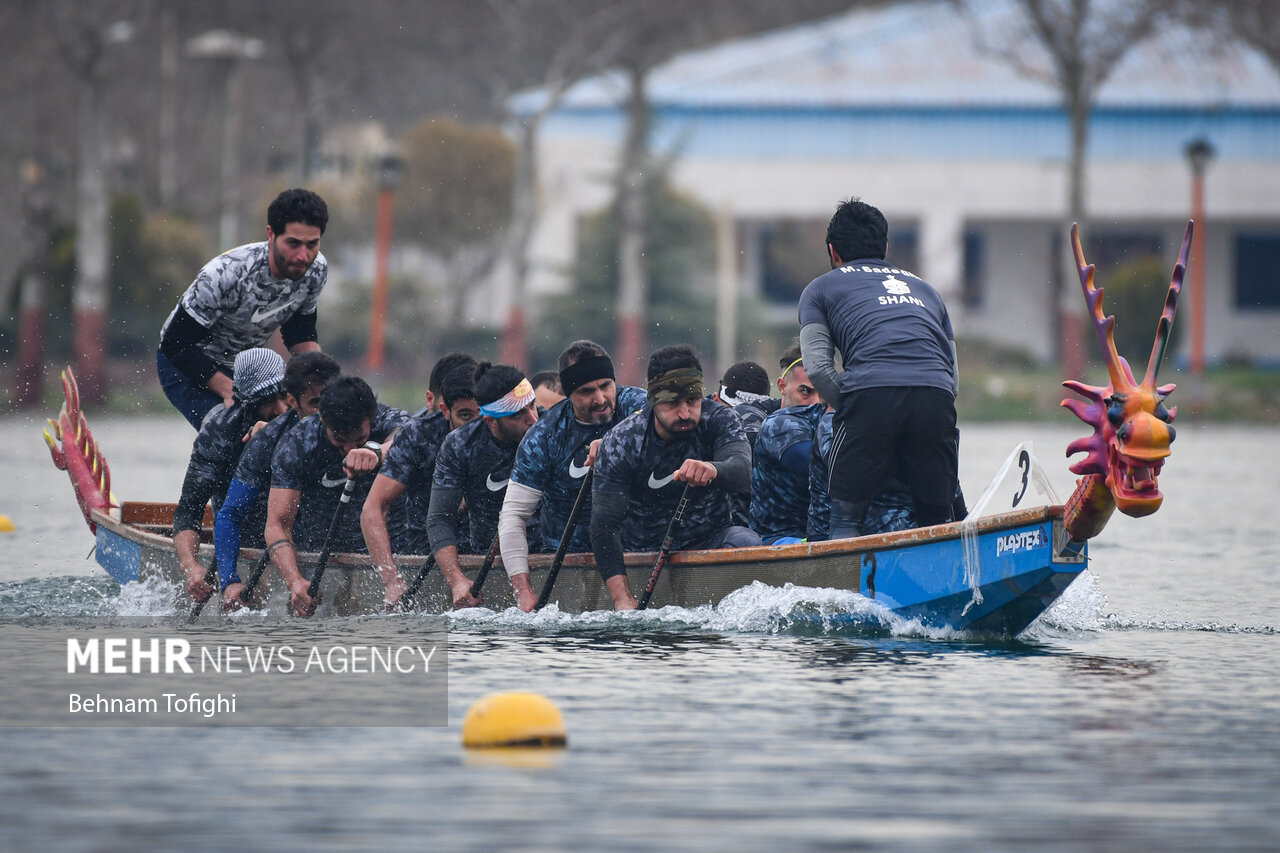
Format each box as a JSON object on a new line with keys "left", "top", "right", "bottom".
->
{"left": 1190, "top": 171, "right": 1206, "bottom": 377}
{"left": 499, "top": 306, "right": 528, "bottom": 372}
{"left": 366, "top": 185, "right": 394, "bottom": 371}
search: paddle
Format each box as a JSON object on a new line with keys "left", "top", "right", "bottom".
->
{"left": 534, "top": 468, "right": 594, "bottom": 611}
{"left": 637, "top": 482, "right": 693, "bottom": 611}
{"left": 399, "top": 553, "right": 436, "bottom": 610}
{"left": 185, "top": 556, "right": 218, "bottom": 623}
{"left": 468, "top": 534, "right": 503, "bottom": 599}
{"left": 238, "top": 549, "right": 272, "bottom": 606}
{"left": 304, "top": 476, "right": 356, "bottom": 611}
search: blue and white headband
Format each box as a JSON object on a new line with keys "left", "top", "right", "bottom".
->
{"left": 479, "top": 378, "right": 536, "bottom": 418}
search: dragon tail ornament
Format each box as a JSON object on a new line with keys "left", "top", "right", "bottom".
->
{"left": 43, "top": 367, "right": 117, "bottom": 534}
{"left": 1061, "top": 221, "right": 1192, "bottom": 542}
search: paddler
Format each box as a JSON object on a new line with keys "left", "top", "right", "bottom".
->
{"left": 265, "top": 376, "right": 409, "bottom": 616}
{"left": 174, "top": 347, "right": 289, "bottom": 606}
{"left": 497, "top": 340, "right": 648, "bottom": 612}
{"left": 590, "top": 345, "right": 760, "bottom": 610}
{"left": 417, "top": 363, "right": 541, "bottom": 609}
{"left": 358, "top": 353, "right": 479, "bottom": 609}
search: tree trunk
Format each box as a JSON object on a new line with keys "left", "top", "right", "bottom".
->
{"left": 73, "top": 73, "right": 110, "bottom": 405}
{"left": 615, "top": 65, "right": 650, "bottom": 386}
{"left": 14, "top": 273, "right": 45, "bottom": 408}
{"left": 15, "top": 161, "right": 52, "bottom": 407}
{"left": 1057, "top": 85, "right": 1089, "bottom": 381}
{"left": 158, "top": 4, "right": 178, "bottom": 208}
{"left": 500, "top": 116, "right": 540, "bottom": 372}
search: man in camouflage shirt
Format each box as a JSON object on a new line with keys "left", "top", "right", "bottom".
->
{"left": 422, "top": 364, "right": 540, "bottom": 609}
{"left": 498, "top": 340, "right": 647, "bottom": 611}
{"left": 173, "top": 348, "right": 288, "bottom": 606}
{"left": 265, "top": 376, "right": 409, "bottom": 616}
{"left": 591, "top": 345, "right": 760, "bottom": 610}
{"left": 158, "top": 188, "right": 329, "bottom": 428}
{"left": 359, "top": 354, "right": 479, "bottom": 608}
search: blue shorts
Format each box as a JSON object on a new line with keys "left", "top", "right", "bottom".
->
{"left": 156, "top": 349, "right": 227, "bottom": 429}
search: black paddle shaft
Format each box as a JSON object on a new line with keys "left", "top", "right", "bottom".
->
{"left": 239, "top": 549, "right": 272, "bottom": 606}
{"left": 468, "top": 535, "right": 502, "bottom": 599}
{"left": 400, "top": 553, "right": 436, "bottom": 609}
{"left": 307, "top": 477, "right": 356, "bottom": 600}
{"left": 535, "top": 467, "right": 594, "bottom": 611}
{"left": 637, "top": 482, "right": 693, "bottom": 610}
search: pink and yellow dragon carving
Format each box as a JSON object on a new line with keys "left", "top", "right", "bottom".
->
{"left": 43, "top": 367, "right": 117, "bottom": 535}
{"left": 1061, "top": 221, "right": 1192, "bottom": 542}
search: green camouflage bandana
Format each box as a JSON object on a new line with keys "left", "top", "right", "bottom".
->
{"left": 647, "top": 367, "right": 704, "bottom": 405}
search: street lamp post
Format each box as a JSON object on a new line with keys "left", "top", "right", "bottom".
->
{"left": 187, "top": 30, "right": 264, "bottom": 250}
{"left": 1185, "top": 137, "right": 1214, "bottom": 379}
{"left": 366, "top": 152, "right": 403, "bottom": 372}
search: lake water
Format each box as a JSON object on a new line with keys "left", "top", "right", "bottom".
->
{"left": 1, "top": 413, "right": 1276, "bottom": 851}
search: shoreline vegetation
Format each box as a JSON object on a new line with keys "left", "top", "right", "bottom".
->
{"left": 4, "top": 352, "right": 1279, "bottom": 423}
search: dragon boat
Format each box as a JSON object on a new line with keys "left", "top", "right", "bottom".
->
{"left": 43, "top": 223, "right": 1191, "bottom": 635}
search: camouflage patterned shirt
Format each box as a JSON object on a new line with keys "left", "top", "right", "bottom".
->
{"left": 591, "top": 400, "right": 750, "bottom": 567}
{"left": 428, "top": 418, "right": 540, "bottom": 556}
{"left": 234, "top": 409, "right": 300, "bottom": 490}
{"left": 750, "top": 403, "right": 826, "bottom": 542}
{"left": 509, "top": 386, "right": 647, "bottom": 552}
{"left": 270, "top": 403, "right": 410, "bottom": 552}
{"left": 173, "top": 402, "right": 272, "bottom": 535}
{"left": 380, "top": 410, "right": 452, "bottom": 555}
{"left": 159, "top": 242, "right": 327, "bottom": 372}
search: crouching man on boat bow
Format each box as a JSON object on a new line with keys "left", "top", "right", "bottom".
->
{"left": 265, "top": 376, "right": 409, "bottom": 616}
{"left": 590, "top": 345, "right": 761, "bottom": 610}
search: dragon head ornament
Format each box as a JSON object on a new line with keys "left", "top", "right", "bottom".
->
{"left": 1061, "top": 222, "right": 1191, "bottom": 538}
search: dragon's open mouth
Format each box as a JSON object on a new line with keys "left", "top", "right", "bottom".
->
{"left": 1110, "top": 446, "right": 1166, "bottom": 515}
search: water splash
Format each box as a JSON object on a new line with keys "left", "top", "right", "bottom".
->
{"left": 1024, "top": 569, "right": 1109, "bottom": 638}
{"left": 448, "top": 582, "right": 944, "bottom": 639}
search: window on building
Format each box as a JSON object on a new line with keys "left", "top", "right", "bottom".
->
{"left": 886, "top": 225, "right": 919, "bottom": 275}
{"left": 962, "top": 229, "right": 985, "bottom": 310}
{"left": 1235, "top": 233, "right": 1280, "bottom": 310}
{"left": 757, "top": 218, "right": 920, "bottom": 304}
{"left": 759, "top": 219, "right": 829, "bottom": 305}
{"left": 1087, "top": 231, "right": 1163, "bottom": 272}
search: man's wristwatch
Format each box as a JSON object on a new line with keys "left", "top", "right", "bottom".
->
{"left": 363, "top": 441, "right": 383, "bottom": 465}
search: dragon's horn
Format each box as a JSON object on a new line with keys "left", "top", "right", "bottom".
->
{"left": 1143, "top": 220, "right": 1192, "bottom": 390}
{"left": 1071, "top": 224, "right": 1132, "bottom": 391}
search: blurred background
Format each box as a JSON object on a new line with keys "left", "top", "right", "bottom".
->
{"left": 2, "top": 0, "right": 1277, "bottom": 419}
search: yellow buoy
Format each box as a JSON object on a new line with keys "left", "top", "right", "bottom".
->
{"left": 0, "top": 515, "right": 14, "bottom": 533}
{"left": 462, "top": 692, "right": 567, "bottom": 749}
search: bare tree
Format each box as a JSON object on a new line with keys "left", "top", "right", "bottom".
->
{"left": 52, "top": 1, "right": 145, "bottom": 404}
{"left": 13, "top": 162, "right": 54, "bottom": 407}
{"left": 955, "top": 0, "right": 1160, "bottom": 377}
{"left": 477, "top": 0, "right": 631, "bottom": 372}
{"left": 1200, "top": 0, "right": 1280, "bottom": 67}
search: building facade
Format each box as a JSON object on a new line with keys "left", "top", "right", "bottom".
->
{"left": 513, "top": 0, "right": 1280, "bottom": 367}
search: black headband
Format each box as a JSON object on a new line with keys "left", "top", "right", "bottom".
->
{"left": 559, "top": 355, "right": 615, "bottom": 396}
